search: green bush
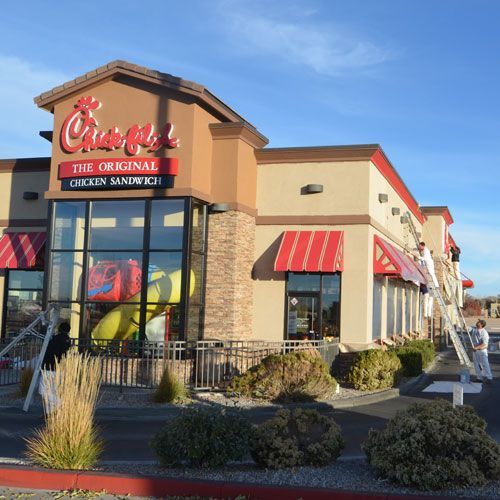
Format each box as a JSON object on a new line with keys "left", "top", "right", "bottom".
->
{"left": 151, "top": 407, "right": 252, "bottom": 468}
{"left": 347, "top": 349, "right": 401, "bottom": 391}
{"left": 394, "top": 347, "right": 423, "bottom": 377}
{"left": 152, "top": 366, "right": 188, "bottom": 404}
{"left": 227, "top": 350, "right": 337, "bottom": 402}
{"left": 363, "top": 399, "right": 500, "bottom": 490}
{"left": 404, "top": 339, "right": 435, "bottom": 368}
{"left": 251, "top": 408, "right": 344, "bottom": 469}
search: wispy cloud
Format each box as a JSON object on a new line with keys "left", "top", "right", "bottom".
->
{"left": 0, "top": 55, "right": 69, "bottom": 157}
{"left": 217, "top": 1, "right": 392, "bottom": 76}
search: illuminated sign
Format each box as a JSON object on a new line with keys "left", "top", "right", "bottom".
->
{"left": 60, "top": 96, "right": 180, "bottom": 155}
{"left": 58, "top": 158, "right": 178, "bottom": 191}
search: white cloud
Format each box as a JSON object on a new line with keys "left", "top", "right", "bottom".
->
{"left": 0, "top": 55, "right": 69, "bottom": 157}
{"left": 217, "top": 2, "right": 391, "bottom": 76}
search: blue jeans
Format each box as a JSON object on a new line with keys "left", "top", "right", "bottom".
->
{"left": 473, "top": 349, "right": 492, "bottom": 381}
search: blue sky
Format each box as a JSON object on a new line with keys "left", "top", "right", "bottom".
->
{"left": 0, "top": 0, "right": 498, "bottom": 296}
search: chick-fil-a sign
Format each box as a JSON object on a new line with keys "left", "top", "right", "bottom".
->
{"left": 60, "top": 96, "right": 180, "bottom": 155}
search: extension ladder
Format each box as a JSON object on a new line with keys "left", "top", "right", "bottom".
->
{"left": 0, "top": 306, "right": 60, "bottom": 411}
{"left": 405, "top": 212, "right": 473, "bottom": 367}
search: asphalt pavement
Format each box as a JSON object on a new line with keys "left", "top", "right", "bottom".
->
{"left": 0, "top": 349, "right": 498, "bottom": 463}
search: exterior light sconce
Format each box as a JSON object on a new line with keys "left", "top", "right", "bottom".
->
{"left": 378, "top": 193, "right": 389, "bottom": 203}
{"left": 391, "top": 207, "right": 400, "bottom": 216}
{"left": 209, "top": 203, "right": 230, "bottom": 213}
{"left": 23, "top": 191, "right": 39, "bottom": 200}
{"left": 304, "top": 184, "right": 323, "bottom": 194}
{"left": 416, "top": 231, "right": 422, "bottom": 238}
{"left": 400, "top": 215, "right": 409, "bottom": 224}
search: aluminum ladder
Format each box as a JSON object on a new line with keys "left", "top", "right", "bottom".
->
{"left": 0, "top": 306, "right": 60, "bottom": 411}
{"left": 405, "top": 212, "right": 473, "bottom": 367}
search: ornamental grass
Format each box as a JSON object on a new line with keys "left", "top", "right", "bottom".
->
{"left": 18, "top": 366, "right": 34, "bottom": 398}
{"left": 25, "top": 350, "right": 103, "bottom": 470}
{"left": 152, "top": 365, "right": 188, "bottom": 404}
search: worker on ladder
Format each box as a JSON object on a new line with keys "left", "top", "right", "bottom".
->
{"left": 417, "top": 242, "right": 439, "bottom": 319}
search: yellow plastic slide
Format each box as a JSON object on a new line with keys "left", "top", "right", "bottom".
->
{"left": 91, "top": 269, "right": 195, "bottom": 341}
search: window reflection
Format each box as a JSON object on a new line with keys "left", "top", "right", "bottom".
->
{"left": 150, "top": 200, "right": 184, "bottom": 250}
{"left": 49, "top": 252, "right": 83, "bottom": 302}
{"left": 52, "top": 202, "right": 86, "bottom": 250}
{"left": 89, "top": 201, "right": 145, "bottom": 250}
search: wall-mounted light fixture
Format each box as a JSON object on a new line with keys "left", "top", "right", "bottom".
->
{"left": 391, "top": 207, "right": 400, "bottom": 216}
{"left": 416, "top": 231, "right": 422, "bottom": 238}
{"left": 400, "top": 215, "right": 409, "bottom": 224}
{"left": 304, "top": 184, "right": 323, "bottom": 194}
{"left": 23, "top": 191, "right": 39, "bottom": 200}
{"left": 209, "top": 203, "right": 230, "bottom": 213}
{"left": 378, "top": 193, "right": 389, "bottom": 203}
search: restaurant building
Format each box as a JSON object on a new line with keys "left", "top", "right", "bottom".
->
{"left": 0, "top": 61, "right": 470, "bottom": 350}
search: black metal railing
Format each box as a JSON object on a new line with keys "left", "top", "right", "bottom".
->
{"left": 0, "top": 337, "right": 339, "bottom": 391}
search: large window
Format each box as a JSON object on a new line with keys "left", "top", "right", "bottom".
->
{"left": 372, "top": 276, "right": 384, "bottom": 339}
{"left": 48, "top": 199, "right": 207, "bottom": 342}
{"left": 386, "top": 279, "right": 395, "bottom": 337}
{"left": 3, "top": 270, "right": 44, "bottom": 337}
{"left": 286, "top": 273, "right": 341, "bottom": 340}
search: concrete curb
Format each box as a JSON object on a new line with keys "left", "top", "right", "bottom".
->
{"left": 0, "top": 464, "right": 438, "bottom": 499}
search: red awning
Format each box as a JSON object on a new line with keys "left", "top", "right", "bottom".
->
{"left": 0, "top": 232, "right": 46, "bottom": 269}
{"left": 274, "top": 230, "right": 344, "bottom": 272}
{"left": 373, "top": 235, "right": 426, "bottom": 284}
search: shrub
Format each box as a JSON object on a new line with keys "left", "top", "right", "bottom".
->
{"left": 404, "top": 339, "right": 435, "bottom": 368}
{"left": 25, "top": 350, "right": 103, "bottom": 470}
{"left": 363, "top": 399, "right": 500, "bottom": 490}
{"left": 152, "top": 366, "right": 188, "bottom": 404}
{"left": 347, "top": 349, "right": 401, "bottom": 391}
{"left": 251, "top": 408, "right": 344, "bottom": 469}
{"left": 227, "top": 350, "right": 337, "bottom": 402}
{"left": 151, "top": 407, "right": 252, "bottom": 468}
{"left": 394, "top": 347, "right": 423, "bottom": 377}
{"left": 18, "top": 367, "right": 34, "bottom": 398}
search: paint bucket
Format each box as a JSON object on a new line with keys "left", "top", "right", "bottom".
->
{"left": 459, "top": 369, "right": 470, "bottom": 384}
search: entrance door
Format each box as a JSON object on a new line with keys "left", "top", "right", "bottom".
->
{"left": 287, "top": 293, "right": 320, "bottom": 340}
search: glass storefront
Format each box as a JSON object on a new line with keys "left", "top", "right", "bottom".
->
{"left": 47, "top": 198, "right": 207, "bottom": 342}
{"left": 3, "top": 270, "right": 44, "bottom": 337}
{"left": 286, "top": 273, "right": 341, "bottom": 340}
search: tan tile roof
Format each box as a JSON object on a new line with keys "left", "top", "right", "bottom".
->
{"left": 34, "top": 60, "right": 256, "bottom": 128}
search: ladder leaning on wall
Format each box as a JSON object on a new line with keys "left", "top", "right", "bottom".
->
{"left": 0, "top": 306, "right": 60, "bottom": 411}
{"left": 405, "top": 212, "right": 473, "bottom": 368}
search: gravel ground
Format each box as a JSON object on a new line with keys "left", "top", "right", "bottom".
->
{"left": 0, "top": 383, "right": 392, "bottom": 410}
{"left": 97, "top": 458, "right": 500, "bottom": 499}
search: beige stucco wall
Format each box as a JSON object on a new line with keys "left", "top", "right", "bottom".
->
{"left": 256, "top": 160, "right": 371, "bottom": 216}
{"left": 422, "top": 214, "right": 446, "bottom": 256}
{"left": 0, "top": 171, "right": 49, "bottom": 221}
{"left": 253, "top": 224, "right": 373, "bottom": 344}
{"left": 368, "top": 161, "right": 423, "bottom": 247}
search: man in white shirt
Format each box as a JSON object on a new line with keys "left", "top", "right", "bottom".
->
{"left": 418, "top": 242, "right": 439, "bottom": 288}
{"left": 471, "top": 319, "right": 493, "bottom": 384}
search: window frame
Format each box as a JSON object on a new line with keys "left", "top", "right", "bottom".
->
{"left": 45, "top": 197, "right": 208, "bottom": 341}
{"left": 285, "top": 271, "right": 342, "bottom": 341}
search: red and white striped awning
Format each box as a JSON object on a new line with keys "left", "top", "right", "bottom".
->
{"left": 374, "top": 235, "right": 426, "bottom": 284}
{"left": 0, "top": 232, "right": 46, "bottom": 269}
{"left": 274, "top": 230, "right": 344, "bottom": 272}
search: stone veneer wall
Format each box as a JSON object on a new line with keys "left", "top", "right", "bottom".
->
{"left": 203, "top": 210, "right": 255, "bottom": 340}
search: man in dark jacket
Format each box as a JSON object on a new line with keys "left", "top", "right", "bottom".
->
{"left": 39, "top": 322, "right": 72, "bottom": 409}
{"left": 42, "top": 322, "right": 72, "bottom": 370}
